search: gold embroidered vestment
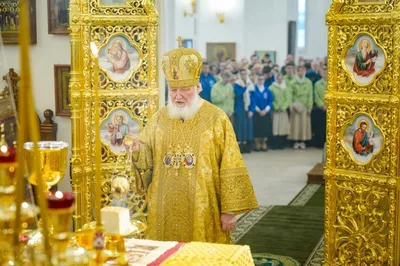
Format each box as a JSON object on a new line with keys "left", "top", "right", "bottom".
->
{"left": 133, "top": 101, "right": 258, "bottom": 243}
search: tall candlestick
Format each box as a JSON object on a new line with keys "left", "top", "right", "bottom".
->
{"left": 16, "top": 0, "right": 51, "bottom": 260}
{"left": 90, "top": 42, "right": 102, "bottom": 227}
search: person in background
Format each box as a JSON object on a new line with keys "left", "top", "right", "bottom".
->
{"left": 249, "top": 54, "right": 260, "bottom": 69}
{"left": 312, "top": 66, "right": 327, "bottom": 148}
{"left": 211, "top": 71, "right": 235, "bottom": 120}
{"left": 240, "top": 57, "right": 250, "bottom": 69}
{"left": 272, "top": 64, "right": 280, "bottom": 76}
{"left": 298, "top": 56, "right": 305, "bottom": 67}
{"left": 304, "top": 61, "right": 312, "bottom": 73}
{"left": 252, "top": 63, "right": 263, "bottom": 76}
{"left": 307, "top": 60, "right": 322, "bottom": 147}
{"left": 262, "top": 53, "right": 273, "bottom": 67}
{"left": 288, "top": 65, "right": 313, "bottom": 150}
{"left": 281, "top": 54, "right": 294, "bottom": 75}
{"left": 251, "top": 75, "right": 274, "bottom": 152}
{"left": 263, "top": 66, "right": 275, "bottom": 88}
{"left": 230, "top": 73, "right": 238, "bottom": 85}
{"left": 306, "top": 60, "right": 321, "bottom": 87}
{"left": 199, "top": 62, "right": 217, "bottom": 102}
{"left": 234, "top": 69, "right": 255, "bottom": 153}
{"left": 269, "top": 73, "right": 291, "bottom": 149}
{"left": 210, "top": 64, "right": 221, "bottom": 82}
{"left": 284, "top": 61, "right": 296, "bottom": 85}
{"left": 249, "top": 72, "right": 255, "bottom": 84}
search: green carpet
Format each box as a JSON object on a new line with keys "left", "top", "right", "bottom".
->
{"left": 239, "top": 185, "right": 325, "bottom": 265}
{"left": 303, "top": 186, "right": 325, "bottom": 207}
{"left": 252, "top": 253, "right": 300, "bottom": 266}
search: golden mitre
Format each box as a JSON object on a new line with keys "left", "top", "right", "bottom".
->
{"left": 162, "top": 37, "right": 203, "bottom": 88}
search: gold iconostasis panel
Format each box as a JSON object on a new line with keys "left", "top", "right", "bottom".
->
{"left": 325, "top": 0, "right": 400, "bottom": 265}
{"left": 69, "top": 0, "right": 158, "bottom": 229}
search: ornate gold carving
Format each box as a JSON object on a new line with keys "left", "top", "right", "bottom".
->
{"left": 70, "top": 0, "right": 158, "bottom": 229}
{"left": 339, "top": 0, "right": 394, "bottom": 14}
{"left": 90, "top": 0, "right": 146, "bottom": 16}
{"left": 325, "top": 1, "right": 399, "bottom": 265}
{"left": 333, "top": 180, "right": 391, "bottom": 265}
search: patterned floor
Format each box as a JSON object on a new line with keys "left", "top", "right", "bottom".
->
{"left": 233, "top": 184, "right": 324, "bottom": 265}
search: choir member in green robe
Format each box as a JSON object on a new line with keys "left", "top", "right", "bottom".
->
{"left": 288, "top": 66, "right": 313, "bottom": 149}
{"left": 269, "top": 73, "right": 291, "bottom": 149}
{"left": 211, "top": 72, "right": 235, "bottom": 119}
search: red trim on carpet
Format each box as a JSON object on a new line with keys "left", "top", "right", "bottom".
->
{"left": 147, "top": 242, "right": 185, "bottom": 266}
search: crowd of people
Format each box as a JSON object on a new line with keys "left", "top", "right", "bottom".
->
{"left": 198, "top": 53, "right": 327, "bottom": 153}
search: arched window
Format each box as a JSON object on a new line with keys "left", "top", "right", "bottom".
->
{"left": 297, "top": 0, "right": 306, "bottom": 49}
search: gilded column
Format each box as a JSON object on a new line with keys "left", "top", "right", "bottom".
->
{"left": 324, "top": 0, "right": 400, "bottom": 265}
{"left": 69, "top": 0, "right": 84, "bottom": 229}
{"left": 69, "top": 0, "right": 159, "bottom": 229}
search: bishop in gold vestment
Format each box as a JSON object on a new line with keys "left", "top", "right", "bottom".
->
{"left": 131, "top": 38, "right": 258, "bottom": 244}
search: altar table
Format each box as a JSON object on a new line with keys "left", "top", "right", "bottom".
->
{"left": 106, "top": 239, "right": 254, "bottom": 266}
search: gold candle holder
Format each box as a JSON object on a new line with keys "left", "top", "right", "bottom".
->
{"left": 47, "top": 191, "right": 75, "bottom": 265}
{"left": 104, "top": 235, "right": 126, "bottom": 259}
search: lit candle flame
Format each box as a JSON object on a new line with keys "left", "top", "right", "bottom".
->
{"left": 90, "top": 42, "right": 99, "bottom": 58}
{"left": 0, "top": 145, "right": 8, "bottom": 153}
{"left": 22, "top": 202, "right": 29, "bottom": 209}
{"left": 55, "top": 191, "right": 64, "bottom": 199}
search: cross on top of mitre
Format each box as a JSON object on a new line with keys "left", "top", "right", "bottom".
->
{"left": 177, "top": 36, "right": 183, "bottom": 48}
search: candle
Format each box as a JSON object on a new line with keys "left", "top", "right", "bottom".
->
{"left": 90, "top": 42, "right": 102, "bottom": 227}
{"left": 16, "top": 0, "right": 51, "bottom": 260}
{"left": 47, "top": 191, "right": 75, "bottom": 209}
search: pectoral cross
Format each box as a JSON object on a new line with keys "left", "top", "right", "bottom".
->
{"left": 177, "top": 36, "right": 183, "bottom": 48}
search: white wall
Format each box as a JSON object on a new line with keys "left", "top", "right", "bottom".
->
{"left": 173, "top": 0, "right": 330, "bottom": 65}
{"left": 2, "top": 1, "right": 72, "bottom": 192}
{"left": 243, "top": 0, "right": 288, "bottom": 66}
{"left": 174, "top": 0, "right": 245, "bottom": 60}
{"left": 297, "top": 0, "right": 330, "bottom": 60}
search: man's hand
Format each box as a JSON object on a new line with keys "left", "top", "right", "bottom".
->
{"left": 248, "top": 111, "right": 253, "bottom": 118}
{"left": 221, "top": 213, "right": 236, "bottom": 232}
{"left": 307, "top": 110, "right": 311, "bottom": 116}
{"left": 259, "top": 110, "right": 267, "bottom": 117}
{"left": 124, "top": 135, "right": 140, "bottom": 152}
{"left": 290, "top": 107, "right": 294, "bottom": 113}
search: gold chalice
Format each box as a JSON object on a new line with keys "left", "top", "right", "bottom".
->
{"left": 23, "top": 141, "right": 69, "bottom": 192}
{"left": 22, "top": 141, "right": 69, "bottom": 249}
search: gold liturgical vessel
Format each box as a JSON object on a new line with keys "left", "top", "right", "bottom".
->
{"left": 24, "top": 141, "right": 69, "bottom": 192}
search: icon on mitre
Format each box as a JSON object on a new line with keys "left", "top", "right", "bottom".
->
{"left": 93, "top": 231, "right": 105, "bottom": 250}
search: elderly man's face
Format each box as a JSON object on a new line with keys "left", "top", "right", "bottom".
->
{"left": 169, "top": 85, "right": 198, "bottom": 108}
{"left": 312, "top": 61, "right": 320, "bottom": 70}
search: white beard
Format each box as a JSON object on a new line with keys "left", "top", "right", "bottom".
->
{"left": 167, "top": 94, "right": 202, "bottom": 120}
